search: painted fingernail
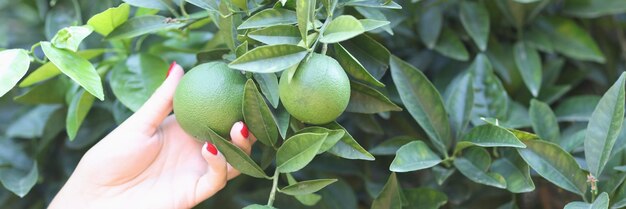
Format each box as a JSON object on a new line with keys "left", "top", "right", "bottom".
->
{"left": 166, "top": 61, "right": 177, "bottom": 78}
{"left": 206, "top": 142, "right": 218, "bottom": 155}
{"left": 240, "top": 122, "right": 249, "bottom": 139}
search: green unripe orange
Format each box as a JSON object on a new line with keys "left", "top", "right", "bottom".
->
{"left": 173, "top": 62, "right": 246, "bottom": 140}
{"left": 279, "top": 53, "right": 351, "bottom": 125}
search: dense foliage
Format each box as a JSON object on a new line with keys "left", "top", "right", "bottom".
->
{"left": 2, "top": 0, "right": 626, "bottom": 208}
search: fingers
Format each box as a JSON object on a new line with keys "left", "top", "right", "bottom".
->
{"left": 126, "top": 62, "right": 184, "bottom": 135}
{"left": 195, "top": 142, "right": 228, "bottom": 203}
{"left": 227, "top": 121, "right": 256, "bottom": 180}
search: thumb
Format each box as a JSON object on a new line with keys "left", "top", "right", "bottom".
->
{"left": 194, "top": 142, "right": 228, "bottom": 203}
{"left": 127, "top": 62, "right": 184, "bottom": 135}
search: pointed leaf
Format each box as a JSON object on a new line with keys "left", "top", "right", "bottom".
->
{"left": 320, "top": 15, "right": 365, "bottom": 43}
{"left": 334, "top": 43, "right": 385, "bottom": 87}
{"left": 470, "top": 54, "right": 509, "bottom": 123}
{"left": 342, "top": 34, "right": 390, "bottom": 79}
{"left": 434, "top": 28, "right": 469, "bottom": 61}
{"left": 324, "top": 122, "right": 375, "bottom": 161}
{"left": 276, "top": 133, "right": 327, "bottom": 173}
{"left": 514, "top": 42, "right": 542, "bottom": 96}
{"left": 418, "top": 7, "right": 443, "bottom": 49}
{"left": 19, "top": 49, "right": 105, "bottom": 87}
{"left": 564, "top": 192, "right": 609, "bottom": 209}
{"left": 360, "top": 19, "right": 390, "bottom": 32}
{"left": 390, "top": 141, "right": 442, "bottom": 172}
{"left": 238, "top": 8, "right": 297, "bottom": 29}
{"left": 14, "top": 77, "right": 70, "bottom": 104}
{"left": 529, "top": 99, "right": 560, "bottom": 143}
{"left": 460, "top": 1, "right": 490, "bottom": 51}
{"left": 370, "top": 136, "right": 415, "bottom": 156}
{"left": 346, "top": 81, "right": 401, "bottom": 114}
{"left": 564, "top": 0, "right": 626, "bottom": 18}
{"left": 461, "top": 124, "right": 526, "bottom": 148}
{"left": 296, "top": 127, "right": 344, "bottom": 154}
{"left": 280, "top": 179, "right": 337, "bottom": 195}
{"left": 0, "top": 49, "right": 30, "bottom": 97}
{"left": 87, "top": 3, "right": 131, "bottom": 36}
{"left": 248, "top": 25, "right": 301, "bottom": 45}
{"left": 539, "top": 17, "right": 605, "bottom": 63}
{"left": 51, "top": 26, "right": 93, "bottom": 52}
{"left": 253, "top": 73, "right": 280, "bottom": 108}
{"left": 0, "top": 162, "right": 38, "bottom": 198}
{"left": 444, "top": 72, "right": 473, "bottom": 139}
{"left": 67, "top": 90, "right": 95, "bottom": 140}
{"left": 296, "top": 0, "right": 315, "bottom": 45}
{"left": 454, "top": 147, "right": 507, "bottom": 188}
{"left": 404, "top": 188, "right": 448, "bottom": 209}
{"left": 229, "top": 44, "right": 308, "bottom": 73}
{"left": 390, "top": 55, "right": 451, "bottom": 156}
{"left": 205, "top": 127, "right": 270, "bottom": 179}
{"left": 517, "top": 139, "right": 587, "bottom": 195}
{"left": 243, "top": 79, "right": 279, "bottom": 147}
{"left": 585, "top": 72, "right": 626, "bottom": 177}
{"left": 371, "top": 173, "right": 402, "bottom": 209}
{"left": 41, "top": 42, "right": 104, "bottom": 101}
{"left": 491, "top": 151, "right": 535, "bottom": 193}
{"left": 555, "top": 95, "right": 601, "bottom": 122}
{"left": 106, "top": 15, "right": 185, "bottom": 40}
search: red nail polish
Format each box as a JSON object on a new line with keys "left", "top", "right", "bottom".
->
{"left": 166, "top": 61, "right": 177, "bottom": 78}
{"left": 240, "top": 122, "right": 249, "bottom": 139}
{"left": 206, "top": 143, "right": 218, "bottom": 155}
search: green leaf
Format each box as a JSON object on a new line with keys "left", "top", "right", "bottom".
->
{"left": 371, "top": 173, "right": 402, "bottom": 209}
{"left": 460, "top": 1, "right": 490, "bottom": 51}
{"left": 285, "top": 174, "right": 323, "bottom": 206}
{"left": 41, "top": 42, "right": 104, "bottom": 101}
{"left": 19, "top": 49, "right": 105, "bottom": 87}
{"left": 461, "top": 124, "right": 526, "bottom": 148}
{"left": 390, "top": 141, "right": 442, "bottom": 172}
{"left": 418, "top": 6, "right": 442, "bottom": 49}
{"left": 253, "top": 73, "right": 280, "bottom": 108}
{"left": 320, "top": 15, "right": 365, "bottom": 43}
{"left": 334, "top": 43, "right": 385, "bottom": 87}
{"left": 564, "top": 0, "right": 626, "bottom": 18}
{"left": 276, "top": 133, "right": 328, "bottom": 173}
{"left": 342, "top": 34, "right": 390, "bottom": 79}
{"left": 491, "top": 151, "right": 535, "bottom": 193}
{"left": 204, "top": 127, "right": 270, "bottom": 179}
{"left": 51, "top": 26, "right": 93, "bottom": 52}
{"left": 390, "top": 55, "right": 451, "bottom": 156}
{"left": 517, "top": 139, "right": 587, "bottom": 195}
{"left": 444, "top": 72, "right": 473, "bottom": 139}
{"left": 106, "top": 15, "right": 186, "bottom": 40}
{"left": 87, "top": 3, "right": 131, "bottom": 36}
{"left": 346, "top": 81, "right": 401, "bottom": 114}
{"left": 360, "top": 19, "right": 390, "bottom": 32}
{"left": 529, "top": 99, "right": 560, "bottom": 143}
{"left": 555, "top": 95, "right": 601, "bottom": 122}
{"left": 14, "top": 77, "right": 70, "bottom": 104}
{"left": 238, "top": 8, "right": 297, "bottom": 29}
{"left": 513, "top": 42, "right": 542, "bottom": 96}
{"left": 248, "top": 25, "right": 301, "bottom": 45}
{"left": 243, "top": 79, "right": 279, "bottom": 147}
{"left": 453, "top": 147, "right": 507, "bottom": 188}
{"left": 229, "top": 44, "right": 308, "bottom": 73}
{"left": 564, "top": 192, "right": 609, "bottom": 209}
{"left": 470, "top": 54, "right": 509, "bottom": 123}
{"left": 6, "top": 105, "right": 61, "bottom": 139}
{"left": 235, "top": 41, "right": 248, "bottom": 58}
{"left": 525, "top": 27, "right": 554, "bottom": 53}
{"left": 66, "top": 90, "right": 95, "bottom": 140}
{"left": 354, "top": 7, "right": 393, "bottom": 34}
{"left": 370, "top": 136, "right": 414, "bottom": 156}
{"left": 403, "top": 188, "right": 448, "bottom": 209}
{"left": 324, "top": 122, "right": 376, "bottom": 161}
{"left": 218, "top": 1, "right": 238, "bottom": 51}
{"left": 296, "top": 127, "right": 344, "bottom": 154}
{"left": 585, "top": 72, "right": 626, "bottom": 177}
{"left": 280, "top": 179, "right": 337, "bottom": 195}
{"left": 346, "top": 0, "right": 402, "bottom": 9}
{"left": 296, "top": 0, "right": 315, "bottom": 46}
{"left": 0, "top": 49, "right": 30, "bottom": 97}
{"left": 0, "top": 162, "right": 38, "bottom": 198}
{"left": 123, "top": 0, "right": 172, "bottom": 10}
{"left": 433, "top": 28, "right": 469, "bottom": 61}
{"left": 185, "top": 0, "right": 218, "bottom": 11}
{"left": 539, "top": 17, "right": 605, "bottom": 63}
{"left": 110, "top": 54, "right": 168, "bottom": 111}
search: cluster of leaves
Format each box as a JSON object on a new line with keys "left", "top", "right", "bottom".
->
{"left": 2, "top": 0, "right": 626, "bottom": 208}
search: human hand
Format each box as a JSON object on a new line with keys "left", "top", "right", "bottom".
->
{"left": 49, "top": 63, "right": 256, "bottom": 209}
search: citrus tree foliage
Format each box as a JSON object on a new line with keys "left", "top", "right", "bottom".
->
{"left": 1, "top": 0, "right": 626, "bottom": 208}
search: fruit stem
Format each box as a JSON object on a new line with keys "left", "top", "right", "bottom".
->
{"left": 267, "top": 169, "right": 280, "bottom": 206}
{"left": 321, "top": 43, "right": 328, "bottom": 55}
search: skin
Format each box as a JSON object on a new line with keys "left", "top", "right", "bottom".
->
{"left": 49, "top": 63, "right": 256, "bottom": 209}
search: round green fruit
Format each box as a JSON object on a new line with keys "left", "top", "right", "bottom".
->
{"left": 173, "top": 62, "right": 246, "bottom": 140}
{"left": 279, "top": 53, "right": 351, "bottom": 125}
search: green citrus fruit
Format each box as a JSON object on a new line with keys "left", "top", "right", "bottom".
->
{"left": 173, "top": 62, "right": 246, "bottom": 140}
{"left": 279, "top": 53, "right": 350, "bottom": 125}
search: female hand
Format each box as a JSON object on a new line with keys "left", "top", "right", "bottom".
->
{"left": 49, "top": 63, "right": 256, "bottom": 209}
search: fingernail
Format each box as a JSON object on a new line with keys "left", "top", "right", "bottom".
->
{"left": 205, "top": 142, "right": 218, "bottom": 155}
{"left": 166, "top": 61, "right": 177, "bottom": 78}
{"left": 240, "top": 121, "right": 249, "bottom": 139}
